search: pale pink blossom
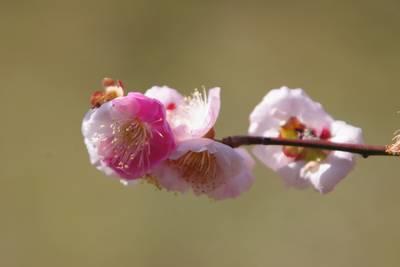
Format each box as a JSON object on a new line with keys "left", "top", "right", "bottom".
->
{"left": 145, "top": 86, "right": 220, "bottom": 141}
{"left": 145, "top": 87, "right": 255, "bottom": 199}
{"left": 152, "top": 138, "right": 255, "bottom": 200}
{"left": 249, "top": 87, "right": 363, "bottom": 194}
{"left": 82, "top": 80, "right": 176, "bottom": 181}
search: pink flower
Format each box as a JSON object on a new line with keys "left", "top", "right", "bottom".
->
{"left": 249, "top": 87, "right": 363, "bottom": 194}
{"left": 145, "top": 87, "right": 255, "bottom": 199}
{"left": 82, "top": 79, "right": 176, "bottom": 181}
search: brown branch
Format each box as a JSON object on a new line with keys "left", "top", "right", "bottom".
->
{"left": 221, "top": 135, "right": 396, "bottom": 158}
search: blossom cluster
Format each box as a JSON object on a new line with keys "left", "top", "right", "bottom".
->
{"left": 82, "top": 78, "right": 363, "bottom": 199}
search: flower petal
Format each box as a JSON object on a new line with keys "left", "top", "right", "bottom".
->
{"left": 251, "top": 128, "right": 292, "bottom": 171}
{"left": 303, "top": 154, "right": 355, "bottom": 194}
{"left": 329, "top": 120, "right": 364, "bottom": 160}
{"left": 144, "top": 86, "right": 184, "bottom": 110}
{"left": 276, "top": 161, "right": 310, "bottom": 189}
{"left": 208, "top": 147, "right": 255, "bottom": 200}
{"left": 194, "top": 87, "right": 220, "bottom": 138}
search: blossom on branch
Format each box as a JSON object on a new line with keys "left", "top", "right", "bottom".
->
{"left": 145, "top": 87, "right": 255, "bottom": 199}
{"left": 82, "top": 78, "right": 176, "bottom": 181}
{"left": 249, "top": 87, "right": 363, "bottom": 194}
{"left": 145, "top": 86, "right": 220, "bottom": 141}
{"left": 152, "top": 139, "right": 255, "bottom": 200}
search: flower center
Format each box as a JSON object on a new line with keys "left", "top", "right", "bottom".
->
{"left": 279, "top": 117, "right": 331, "bottom": 162}
{"left": 168, "top": 151, "right": 221, "bottom": 194}
{"left": 100, "top": 118, "right": 153, "bottom": 171}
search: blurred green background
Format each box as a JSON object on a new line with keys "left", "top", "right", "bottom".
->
{"left": 1, "top": 0, "right": 400, "bottom": 266}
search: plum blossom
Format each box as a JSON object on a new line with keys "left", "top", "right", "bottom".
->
{"left": 249, "top": 87, "right": 363, "bottom": 194}
{"left": 145, "top": 86, "right": 255, "bottom": 199}
{"left": 145, "top": 86, "right": 220, "bottom": 141}
{"left": 151, "top": 139, "right": 255, "bottom": 200}
{"left": 82, "top": 78, "right": 176, "bottom": 181}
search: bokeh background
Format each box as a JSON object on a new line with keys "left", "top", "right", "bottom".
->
{"left": 2, "top": 0, "right": 400, "bottom": 266}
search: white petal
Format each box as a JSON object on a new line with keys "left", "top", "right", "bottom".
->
{"left": 146, "top": 87, "right": 221, "bottom": 141}
{"left": 252, "top": 144, "right": 293, "bottom": 171}
{"left": 82, "top": 102, "right": 113, "bottom": 138}
{"left": 201, "top": 87, "right": 221, "bottom": 136}
{"left": 207, "top": 143, "right": 255, "bottom": 200}
{"left": 175, "top": 87, "right": 221, "bottom": 140}
{"left": 328, "top": 120, "right": 364, "bottom": 161}
{"left": 82, "top": 104, "right": 117, "bottom": 176}
{"left": 277, "top": 161, "right": 310, "bottom": 189}
{"left": 168, "top": 138, "right": 215, "bottom": 160}
{"left": 208, "top": 168, "right": 254, "bottom": 200}
{"left": 303, "top": 154, "right": 355, "bottom": 194}
{"left": 330, "top": 120, "right": 363, "bottom": 144}
{"left": 235, "top": 148, "right": 256, "bottom": 169}
{"left": 152, "top": 164, "right": 191, "bottom": 193}
{"left": 144, "top": 86, "right": 184, "bottom": 108}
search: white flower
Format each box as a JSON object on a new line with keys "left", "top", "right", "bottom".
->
{"left": 249, "top": 87, "right": 363, "bottom": 194}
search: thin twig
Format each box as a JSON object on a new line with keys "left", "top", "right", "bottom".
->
{"left": 221, "top": 136, "right": 396, "bottom": 158}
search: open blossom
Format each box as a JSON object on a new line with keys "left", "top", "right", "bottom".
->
{"left": 249, "top": 87, "right": 363, "bottom": 194}
{"left": 145, "top": 86, "right": 255, "bottom": 199}
{"left": 145, "top": 86, "right": 220, "bottom": 140}
{"left": 82, "top": 79, "right": 176, "bottom": 181}
{"left": 152, "top": 139, "right": 255, "bottom": 200}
